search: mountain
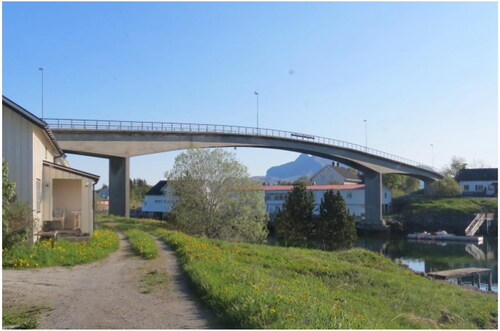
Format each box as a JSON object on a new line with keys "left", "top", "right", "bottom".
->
{"left": 253, "top": 154, "right": 333, "bottom": 184}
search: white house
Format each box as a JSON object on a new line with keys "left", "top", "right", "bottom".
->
{"left": 455, "top": 168, "right": 498, "bottom": 196}
{"left": 142, "top": 180, "right": 392, "bottom": 219}
{"left": 310, "top": 164, "right": 362, "bottom": 185}
{"left": 141, "top": 180, "right": 176, "bottom": 218}
{"left": 263, "top": 184, "right": 392, "bottom": 217}
{"left": 2, "top": 96, "right": 99, "bottom": 241}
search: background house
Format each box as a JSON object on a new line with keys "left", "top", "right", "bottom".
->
{"left": 310, "top": 164, "right": 362, "bottom": 185}
{"left": 2, "top": 96, "right": 99, "bottom": 241}
{"left": 455, "top": 168, "right": 498, "bottom": 196}
{"left": 141, "top": 180, "right": 176, "bottom": 218}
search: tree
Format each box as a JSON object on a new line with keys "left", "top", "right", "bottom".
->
{"left": 274, "top": 182, "right": 315, "bottom": 246}
{"left": 425, "top": 176, "right": 461, "bottom": 197}
{"left": 167, "top": 148, "right": 268, "bottom": 242}
{"left": 444, "top": 156, "right": 467, "bottom": 178}
{"left": 129, "top": 178, "right": 152, "bottom": 208}
{"left": 3, "top": 160, "right": 31, "bottom": 248}
{"left": 382, "top": 174, "right": 420, "bottom": 197}
{"left": 317, "top": 190, "right": 357, "bottom": 249}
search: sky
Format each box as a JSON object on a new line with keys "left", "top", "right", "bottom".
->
{"left": 2, "top": 1, "right": 498, "bottom": 187}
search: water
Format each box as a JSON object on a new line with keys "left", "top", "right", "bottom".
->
{"left": 355, "top": 236, "right": 498, "bottom": 292}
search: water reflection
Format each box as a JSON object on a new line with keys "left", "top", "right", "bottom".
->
{"left": 355, "top": 236, "right": 498, "bottom": 292}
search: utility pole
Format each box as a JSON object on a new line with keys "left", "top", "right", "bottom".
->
{"left": 363, "top": 119, "right": 367, "bottom": 151}
{"left": 430, "top": 143, "right": 434, "bottom": 169}
{"left": 254, "top": 91, "right": 259, "bottom": 132}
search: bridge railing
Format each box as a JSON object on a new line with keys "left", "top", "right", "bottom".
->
{"left": 44, "top": 118, "right": 438, "bottom": 173}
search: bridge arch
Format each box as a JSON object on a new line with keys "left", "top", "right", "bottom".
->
{"left": 47, "top": 119, "right": 442, "bottom": 230}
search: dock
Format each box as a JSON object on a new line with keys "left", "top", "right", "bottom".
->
{"left": 407, "top": 233, "right": 483, "bottom": 244}
{"left": 427, "top": 268, "right": 493, "bottom": 291}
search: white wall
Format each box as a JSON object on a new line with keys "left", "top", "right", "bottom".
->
{"left": 460, "top": 180, "right": 497, "bottom": 196}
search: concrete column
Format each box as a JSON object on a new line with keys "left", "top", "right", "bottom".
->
{"left": 423, "top": 179, "right": 434, "bottom": 196}
{"left": 364, "top": 169, "right": 384, "bottom": 229}
{"left": 109, "top": 156, "right": 130, "bottom": 217}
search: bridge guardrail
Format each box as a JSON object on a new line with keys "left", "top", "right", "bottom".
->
{"left": 44, "top": 118, "right": 438, "bottom": 173}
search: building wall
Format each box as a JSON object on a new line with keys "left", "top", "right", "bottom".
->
{"left": 142, "top": 195, "right": 174, "bottom": 212}
{"left": 460, "top": 180, "right": 497, "bottom": 196}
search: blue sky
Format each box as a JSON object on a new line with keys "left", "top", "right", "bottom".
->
{"left": 3, "top": 2, "right": 497, "bottom": 187}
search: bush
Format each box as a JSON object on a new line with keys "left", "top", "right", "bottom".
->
{"left": 425, "top": 176, "right": 461, "bottom": 197}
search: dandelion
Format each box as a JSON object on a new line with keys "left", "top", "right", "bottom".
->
{"left": 269, "top": 308, "right": 276, "bottom": 313}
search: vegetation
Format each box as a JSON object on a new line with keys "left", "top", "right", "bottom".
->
{"left": 443, "top": 156, "right": 467, "bottom": 177}
{"left": 425, "top": 175, "right": 461, "bottom": 197}
{"left": 274, "top": 182, "right": 315, "bottom": 246}
{"left": 130, "top": 178, "right": 152, "bottom": 209}
{"left": 2, "top": 308, "right": 43, "bottom": 329}
{"left": 151, "top": 227, "right": 497, "bottom": 329}
{"left": 317, "top": 190, "right": 357, "bottom": 249}
{"left": 2, "top": 229, "right": 119, "bottom": 268}
{"left": 167, "top": 147, "right": 268, "bottom": 242}
{"left": 140, "top": 269, "right": 170, "bottom": 294}
{"left": 124, "top": 229, "right": 158, "bottom": 259}
{"left": 382, "top": 173, "right": 420, "bottom": 197}
{"left": 2, "top": 160, "right": 32, "bottom": 249}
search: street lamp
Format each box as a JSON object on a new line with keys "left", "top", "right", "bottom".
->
{"left": 38, "top": 67, "right": 44, "bottom": 119}
{"left": 430, "top": 144, "right": 434, "bottom": 168}
{"left": 254, "top": 91, "right": 259, "bottom": 132}
{"left": 363, "top": 119, "right": 367, "bottom": 151}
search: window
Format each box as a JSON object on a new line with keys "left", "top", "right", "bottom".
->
{"left": 346, "top": 193, "right": 352, "bottom": 199}
{"left": 475, "top": 185, "right": 484, "bottom": 191}
{"left": 463, "top": 185, "right": 470, "bottom": 191}
{"left": 36, "top": 179, "right": 42, "bottom": 213}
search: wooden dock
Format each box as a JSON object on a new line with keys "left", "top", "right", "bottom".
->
{"left": 427, "top": 268, "right": 493, "bottom": 291}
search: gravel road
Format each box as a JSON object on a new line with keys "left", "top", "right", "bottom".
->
{"left": 2, "top": 233, "right": 222, "bottom": 329}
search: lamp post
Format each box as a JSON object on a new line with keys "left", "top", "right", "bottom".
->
{"left": 430, "top": 144, "right": 434, "bottom": 169}
{"left": 363, "top": 119, "right": 367, "bottom": 151}
{"left": 254, "top": 91, "right": 259, "bottom": 133}
{"left": 38, "top": 67, "right": 44, "bottom": 119}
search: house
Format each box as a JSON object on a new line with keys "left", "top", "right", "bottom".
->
{"left": 2, "top": 96, "right": 99, "bottom": 241}
{"left": 141, "top": 180, "right": 176, "bottom": 218}
{"left": 142, "top": 180, "right": 393, "bottom": 219}
{"left": 310, "top": 164, "right": 362, "bottom": 185}
{"left": 455, "top": 168, "right": 498, "bottom": 196}
{"left": 264, "top": 184, "right": 392, "bottom": 217}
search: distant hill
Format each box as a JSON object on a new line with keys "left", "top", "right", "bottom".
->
{"left": 252, "top": 154, "right": 333, "bottom": 184}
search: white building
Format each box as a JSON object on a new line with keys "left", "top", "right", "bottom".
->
{"left": 455, "top": 168, "right": 498, "bottom": 196}
{"left": 3, "top": 97, "right": 99, "bottom": 241}
{"left": 264, "top": 184, "right": 392, "bottom": 217}
{"left": 143, "top": 180, "right": 392, "bottom": 219}
{"left": 141, "top": 180, "right": 176, "bottom": 218}
{"left": 310, "top": 164, "right": 362, "bottom": 185}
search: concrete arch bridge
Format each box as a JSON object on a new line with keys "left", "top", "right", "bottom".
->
{"left": 45, "top": 119, "right": 443, "bottom": 230}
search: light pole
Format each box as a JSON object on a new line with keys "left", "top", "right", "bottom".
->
{"left": 430, "top": 144, "right": 434, "bottom": 169}
{"left": 38, "top": 67, "right": 44, "bottom": 119}
{"left": 254, "top": 91, "right": 259, "bottom": 132}
{"left": 363, "top": 119, "right": 367, "bottom": 151}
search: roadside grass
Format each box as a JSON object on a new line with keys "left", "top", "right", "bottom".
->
{"left": 2, "top": 306, "right": 50, "bottom": 329}
{"left": 124, "top": 229, "right": 158, "bottom": 259}
{"left": 152, "top": 228, "right": 497, "bottom": 329}
{"left": 2, "top": 229, "right": 119, "bottom": 268}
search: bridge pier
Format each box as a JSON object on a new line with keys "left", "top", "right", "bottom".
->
{"left": 362, "top": 169, "right": 387, "bottom": 231}
{"left": 109, "top": 156, "right": 130, "bottom": 217}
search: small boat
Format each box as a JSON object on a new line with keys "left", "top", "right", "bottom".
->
{"left": 407, "top": 231, "right": 483, "bottom": 244}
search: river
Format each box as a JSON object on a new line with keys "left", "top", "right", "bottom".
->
{"left": 355, "top": 236, "right": 498, "bottom": 292}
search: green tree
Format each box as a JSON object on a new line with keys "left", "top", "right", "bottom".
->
{"left": 444, "top": 156, "right": 467, "bottom": 177}
{"left": 274, "top": 182, "right": 315, "bottom": 246}
{"left": 129, "top": 178, "right": 152, "bottom": 208}
{"left": 425, "top": 176, "right": 461, "bottom": 197}
{"left": 3, "top": 160, "right": 31, "bottom": 248}
{"left": 317, "top": 190, "right": 357, "bottom": 249}
{"left": 167, "top": 148, "right": 268, "bottom": 242}
{"left": 382, "top": 174, "right": 420, "bottom": 197}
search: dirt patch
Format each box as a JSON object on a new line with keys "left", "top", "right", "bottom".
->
{"left": 2, "top": 233, "right": 222, "bottom": 329}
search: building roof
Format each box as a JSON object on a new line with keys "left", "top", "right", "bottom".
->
{"left": 263, "top": 184, "right": 365, "bottom": 191}
{"left": 455, "top": 168, "right": 498, "bottom": 182}
{"left": 2, "top": 96, "right": 64, "bottom": 157}
{"left": 310, "top": 165, "right": 361, "bottom": 182}
{"left": 146, "top": 180, "right": 168, "bottom": 195}
{"left": 43, "top": 161, "right": 100, "bottom": 182}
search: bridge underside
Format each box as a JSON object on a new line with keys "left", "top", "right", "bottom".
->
{"left": 53, "top": 130, "right": 442, "bottom": 229}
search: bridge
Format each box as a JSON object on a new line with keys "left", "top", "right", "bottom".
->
{"left": 45, "top": 118, "right": 443, "bottom": 230}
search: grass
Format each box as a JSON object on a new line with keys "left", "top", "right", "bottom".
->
{"left": 125, "top": 229, "right": 158, "bottom": 259}
{"left": 140, "top": 269, "right": 170, "bottom": 294}
{"left": 2, "top": 229, "right": 119, "bottom": 268}
{"left": 151, "top": 227, "right": 497, "bottom": 329}
{"left": 2, "top": 306, "right": 50, "bottom": 329}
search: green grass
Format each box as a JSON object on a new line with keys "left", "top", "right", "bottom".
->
{"left": 152, "top": 228, "right": 497, "bottom": 329}
{"left": 1, "top": 306, "right": 51, "bottom": 329}
{"left": 2, "top": 229, "right": 119, "bottom": 268}
{"left": 125, "top": 229, "right": 158, "bottom": 259}
{"left": 140, "top": 269, "right": 170, "bottom": 294}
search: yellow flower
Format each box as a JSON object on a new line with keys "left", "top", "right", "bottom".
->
{"left": 269, "top": 308, "right": 276, "bottom": 313}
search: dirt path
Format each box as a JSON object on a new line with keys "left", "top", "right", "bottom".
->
{"left": 2, "top": 233, "right": 222, "bottom": 329}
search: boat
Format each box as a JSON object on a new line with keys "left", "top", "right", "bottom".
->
{"left": 407, "top": 231, "right": 483, "bottom": 244}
